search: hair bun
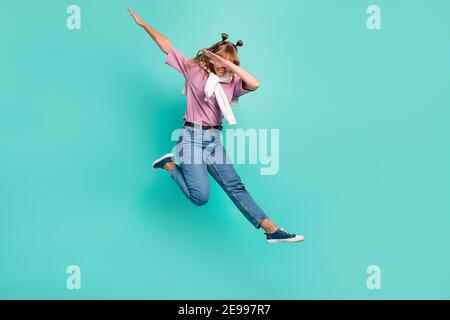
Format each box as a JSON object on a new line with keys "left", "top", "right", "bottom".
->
{"left": 221, "top": 33, "right": 229, "bottom": 41}
{"left": 235, "top": 40, "right": 244, "bottom": 47}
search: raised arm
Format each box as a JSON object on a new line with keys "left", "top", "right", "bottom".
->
{"left": 202, "top": 49, "right": 260, "bottom": 91}
{"left": 128, "top": 8, "right": 173, "bottom": 54}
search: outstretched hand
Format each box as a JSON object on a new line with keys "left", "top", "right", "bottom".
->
{"left": 128, "top": 8, "right": 145, "bottom": 27}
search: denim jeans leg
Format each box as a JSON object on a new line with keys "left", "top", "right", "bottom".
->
{"left": 169, "top": 126, "right": 210, "bottom": 206}
{"left": 206, "top": 141, "right": 268, "bottom": 229}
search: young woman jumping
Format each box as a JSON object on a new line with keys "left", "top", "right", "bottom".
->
{"left": 128, "top": 8, "right": 304, "bottom": 244}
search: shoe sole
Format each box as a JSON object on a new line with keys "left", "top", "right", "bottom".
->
{"left": 152, "top": 153, "right": 174, "bottom": 169}
{"left": 267, "top": 236, "right": 305, "bottom": 244}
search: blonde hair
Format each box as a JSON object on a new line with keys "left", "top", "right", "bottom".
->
{"left": 187, "top": 33, "right": 244, "bottom": 79}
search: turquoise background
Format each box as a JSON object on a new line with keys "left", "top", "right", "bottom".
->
{"left": 1, "top": 0, "right": 450, "bottom": 299}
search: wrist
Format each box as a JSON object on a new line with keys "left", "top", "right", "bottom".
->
{"left": 225, "top": 60, "right": 237, "bottom": 71}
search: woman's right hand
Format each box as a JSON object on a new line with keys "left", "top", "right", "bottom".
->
{"left": 128, "top": 8, "right": 145, "bottom": 27}
{"left": 127, "top": 8, "right": 173, "bottom": 54}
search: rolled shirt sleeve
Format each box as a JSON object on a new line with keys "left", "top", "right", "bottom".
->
{"left": 165, "top": 46, "right": 189, "bottom": 78}
{"left": 233, "top": 74, "right": 251, "bottom": 98}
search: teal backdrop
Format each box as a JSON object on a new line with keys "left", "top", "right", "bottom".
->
{"left": 1, "top": 0, "right": 450, "bottom": 299}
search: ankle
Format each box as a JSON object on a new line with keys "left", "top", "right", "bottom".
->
{"left": 164, "top": 162, "right": 176, "bottom": 171}
{"left": 260, "top": 218, "right": 278, "bottom": 234}
{"left": 264, "top": 226, "right": 279, "bottom": 234}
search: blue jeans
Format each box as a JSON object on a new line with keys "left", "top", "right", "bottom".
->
{"left": 169, "top": 124, "right": 268, "bottom": 229}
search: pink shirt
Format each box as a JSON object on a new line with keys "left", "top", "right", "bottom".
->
{"left": 165, "top": 46, "right": 250, "bottom": 126}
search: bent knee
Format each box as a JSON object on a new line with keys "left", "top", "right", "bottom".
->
{"left": 190, "top": 192, "right": 209, "bottom": 206}
{"left": 191, "top": 197, "right": 209, "bottom": 206}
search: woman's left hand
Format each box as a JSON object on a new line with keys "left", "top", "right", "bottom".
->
{"left": 202, "top": 49, "right": 230, "bottom": 69}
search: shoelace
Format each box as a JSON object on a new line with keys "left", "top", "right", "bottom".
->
{"left": 279, "top": 228, "right": 294, "bottom": 236}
